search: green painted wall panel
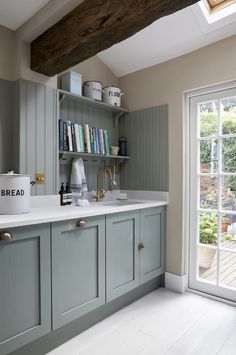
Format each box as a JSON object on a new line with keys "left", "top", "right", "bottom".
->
{"left": 119, "top": 105, "right": 168, "bottom": 191}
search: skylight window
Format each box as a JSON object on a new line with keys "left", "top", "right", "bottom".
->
{"left": 206, "top": 0, "right": 236, "bottom": 13}
{"left": 197, "top": 0, "right": 236, "bottom": 25}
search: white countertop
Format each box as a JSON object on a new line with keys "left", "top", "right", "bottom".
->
{"left": 0, "top": 191, "right": 168, "bottom": 229}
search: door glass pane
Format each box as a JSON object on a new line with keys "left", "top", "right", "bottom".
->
{"left": 199, "top": 101, "right": 218, "bottom": 137}
{"left": 219, "top": 251, "right": 236, "bottom": 289}
{"left": 198, "top": 246, "right": 217, "bottom": 284}
{"left": 221, "top": 97, "right": 236, "bottom": 135}
{"left": 199, "top": 212, "right": 218, "bottom": 246}
{"left": 222, "top": 137, "right": 236, "bottom": 173}
{"left": 200, "top": 176, "right": 218, "bottom": 209}
{"left": 221, "top": 214, "right": 236, "bottom": 250}
{"left": 221, "top": 176, "right": 236, "bottom": 211}
{"left": 200, "top": 139, "right": 218, "bottom": 173}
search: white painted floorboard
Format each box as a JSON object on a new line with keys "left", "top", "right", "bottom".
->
{"left": 47, "top": 288, "right": 236, "bottom": 355}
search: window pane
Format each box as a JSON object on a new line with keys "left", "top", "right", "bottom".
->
{"left": 199, "top": 212, "right": 218, "bottom": 246}
{"left": 220, "top": 214, "right": 236, "bottom": 249}
{"left": 198, "top": 246, "right": 217, "bottom": 284}
{"left": 199, "top": 101, "right": 218, "bottom": 137}
{"left": 219, "top": 251, "right": 236, "bottom": 289}
{"left": 222, "top": 137, "right": 236, "bottom": 173}
{"left": 221, "top": 97, "right": 236, "bottom": 135}
{"left": 200, "top": 139, "right": 218, "bottom": 173}
{"left": 221, "top": 176, "right": 236, "bottom": 211}
{"left": 200, "top": 176, "right": 218, "bottom": 209}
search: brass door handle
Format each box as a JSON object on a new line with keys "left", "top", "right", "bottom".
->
{"left": 0, "top": 231, "right": 13, "bottom": 241}
{"left": 138, "top": 242, "right": 144, "bottom": 251}
{"left": 76, "top": 220, "right": 86, "bottom": 228}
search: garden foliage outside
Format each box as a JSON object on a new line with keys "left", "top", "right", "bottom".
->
{"left": 199, "top": 98, "right": 236, "bottom": 245}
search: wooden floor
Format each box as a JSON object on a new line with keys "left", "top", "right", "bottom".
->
{"left": 199, "top": 241, "right": 236, "bottom": 288}
{"left": 47, "top": 288, "right": 236, "bottom": 355}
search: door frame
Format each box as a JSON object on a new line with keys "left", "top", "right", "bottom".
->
{"left": 184, "top": 80, "right": 236, "bottom": 299}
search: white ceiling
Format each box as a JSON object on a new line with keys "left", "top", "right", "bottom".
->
{"left": 97, "top": 2, "right": 236, "bottom": 77}
{"left": 0, "top": 0, "right": 51, "bottom": 30}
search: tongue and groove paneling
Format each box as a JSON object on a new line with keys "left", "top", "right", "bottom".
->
{"left": 119, "top": 105, "right": 168, "bottom": 191}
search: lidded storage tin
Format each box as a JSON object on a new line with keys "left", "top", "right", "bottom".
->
{"left": 0, "top": 171, "right": 31, "bottom": 214}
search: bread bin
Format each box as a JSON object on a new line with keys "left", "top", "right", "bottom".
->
{"left": 0, "top": 171, "right": 31, "bottom": 214}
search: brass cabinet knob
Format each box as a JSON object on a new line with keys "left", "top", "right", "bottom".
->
{"left": 0, "top": 231, "right": 13, "bottom": 241}
{"left": 138, "top": 242, "right": 144, "bottom": 251}
{"left": 76, "top": 220, "right": 86, "bottom": 227}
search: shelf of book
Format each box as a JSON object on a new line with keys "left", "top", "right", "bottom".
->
{"left": 59, "top": 151, "right": 130, "bottom": 164}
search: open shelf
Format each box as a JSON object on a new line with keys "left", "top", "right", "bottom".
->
{"left": 58, "top": 89, "right": 128, "bottom": 114}
{"left": 59, "top": 151, "right": 130, "bottom": 164}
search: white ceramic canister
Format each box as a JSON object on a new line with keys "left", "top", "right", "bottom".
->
{"left": 102, "top": 86, "right": 124, "bottom": 107}
{"left": 0, "top": 171, "right": 31, "bottom": 214}
{"left": 83, "top": 81, "right": 103, "bottom": 101}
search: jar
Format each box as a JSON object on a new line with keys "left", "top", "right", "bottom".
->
{"left": 119, "top": 136, "right": 127, "bottom": 156}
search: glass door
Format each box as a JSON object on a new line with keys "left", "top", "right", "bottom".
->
{"left": 189, "top": 87, "right": 236, "bottom": 302}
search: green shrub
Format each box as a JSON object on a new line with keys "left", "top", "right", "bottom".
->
{"left": 199, "top": 212, "right": 217, "bottom": 245}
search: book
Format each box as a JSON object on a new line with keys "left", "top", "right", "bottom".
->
{"left": 63, "top": 121, "right": 69, "bottom": 151}
{"left": 99, "top": 128, "right": 105, "bottom": 155}
{"left": 83, "top": 124, "right": 91, "bottom": 153}
{"left": 92, "top": 127, "right": 97, "bottom": 154}
{"left": 78, "top": 124, "right": 85, "bottom": 152}
{"left": 66, "top": 121, "right": 73, "bottom": 152}
{"left": 90, "top": 127, "right": 95, "bottom": 153}
{"left": 59, "top": 119, "right": 64, "bottom": 151}
{"left": 74, "top": 123, "right": 81, "bottom": 152}
{"left": 103, "top": 129, "right": 110, "bottom": 155}
{"left": 96, "top": 127, "right": 100, "bottom": 154}
{"left": 71, "top": 123, "right": 77, "bottom": 151}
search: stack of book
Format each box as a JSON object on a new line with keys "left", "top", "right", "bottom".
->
{"left": 59, "top": 119, "right": 111, "bottom": 155}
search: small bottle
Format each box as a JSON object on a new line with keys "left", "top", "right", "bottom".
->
{"left": 59, "top": 182, "right": 67, "bottom": 206}
{"left": 65, "top": 182, "right": 72, "bottom": 205}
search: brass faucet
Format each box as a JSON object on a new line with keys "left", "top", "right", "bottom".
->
{"left": 96, "top": 166, "right": 114, "bottom": 202}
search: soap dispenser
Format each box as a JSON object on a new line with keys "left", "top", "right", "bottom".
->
{"left": 59, "top": 182, "right": 67, "bottom": 206}
{"left": 65, "top": 182, "right": 72, "bottom": 205}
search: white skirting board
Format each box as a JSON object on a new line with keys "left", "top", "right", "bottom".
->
{"left": 165, "top": 272, "right": 188, "bottom": 293}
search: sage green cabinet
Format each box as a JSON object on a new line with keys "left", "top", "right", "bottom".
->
{"left": 106, "top": 207, "right": 166, "bottom": 302}
{"left": 51, "top": 215, "right": 106, "bottom": 329}
{"left": 140, "top": 207, "right": 166, "bottom": 284}
{"left": 0, "top": 224, "right": 51, "bottom": 355}
{"left": 106, "top": 211, "right": 140, "bottom": 302}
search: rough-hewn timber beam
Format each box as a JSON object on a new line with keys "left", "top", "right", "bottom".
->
{"left": 31, "top": 0, "right": 199, "bottom": 76}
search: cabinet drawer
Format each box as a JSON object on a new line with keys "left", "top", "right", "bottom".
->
{"left": 52, "top": 215, "right": 105, "bottom": 329}
{"left": 0, "top": 224, "right": 51, "bottom": 355}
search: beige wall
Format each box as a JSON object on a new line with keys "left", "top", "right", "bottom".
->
{"left": 119, "top": 34, "right": 236, "bottom": 276}
{"left": 64, "top": 56, "right": 119, "bottom": 87}
{"left": 0, "top": 25, "right": 117, "bottom": 89}
{"left": 0, "top": 25, "right": 16, "bottom": 81}
{"left": 15, "top": 38, "right": 58, "bottom": 88}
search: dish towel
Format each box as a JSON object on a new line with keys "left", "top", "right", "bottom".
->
{"left": 70, "top": 158, "right": 88, "bottom": 196}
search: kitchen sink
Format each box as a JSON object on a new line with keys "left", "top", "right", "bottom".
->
{"left": 94, "top": 200, "right": 144, "bottom": 206}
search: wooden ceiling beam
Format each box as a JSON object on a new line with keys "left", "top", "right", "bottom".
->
{"left": 31, "top": 0, "right": 199, "bottom": 76}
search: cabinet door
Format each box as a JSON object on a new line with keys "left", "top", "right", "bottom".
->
{"left": 52, "top": 215, "right": 105, "bottom": 329}
{"left": 140, "top": 207, "right": 166, "bottom": 284}
{"left": 0, "top": 224, "right": 51, "bottom": 355}
{"left": 106, "top": 211, "right": 139, "bottom": 302}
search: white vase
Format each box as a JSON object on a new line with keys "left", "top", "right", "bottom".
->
{"left": 199, "top": 246, "right": 216, "bottom": 269}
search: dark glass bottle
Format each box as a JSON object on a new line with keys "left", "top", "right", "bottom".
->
{"left": 59, "top": 183, "right": 67, "bottom": 206}
{"left": 65, "top": 182, "right": 72, "bottom": 205}
{"left": 119, "top": 136, "right": 127, "bottom": 156}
